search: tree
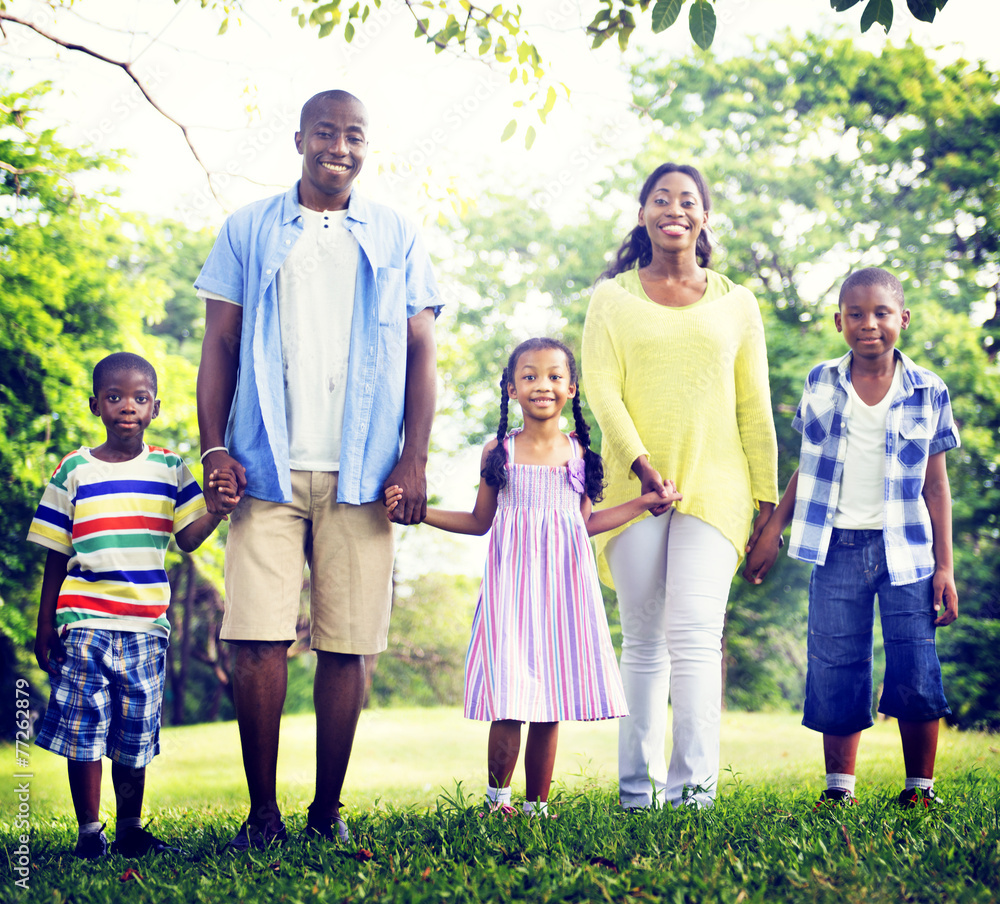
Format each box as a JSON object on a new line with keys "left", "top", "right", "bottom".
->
{"left": 430, "top": 32, "right": 999, "bottom": 722}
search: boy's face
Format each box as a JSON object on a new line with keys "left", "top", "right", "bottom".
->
{"left": 89, "top": 368, "right": 159, "bottom": 443}
{"left": 835, "top": 284, "right": 910, "bottom": 363}
{"left": 295, "top": 96, "right": 368, "bottom": 210}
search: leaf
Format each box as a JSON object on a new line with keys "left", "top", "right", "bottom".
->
{"left": 541, "top": 85, "right": 557, "bottom": 117}
{"left": 500, "top": 119, "right": 517, "bottom": 142}
{"left": 688, "top": 0, "right": 716, "bottom": 49}
{"left": 906, "top": 0, "right": 938, "bottom": 21}
{"left": 217, "top": 17, "right": 229, "bottom": 36}
{"left": 829, "top": 0, "right": 864, "bottom": 9}
{"left": 860, "top": 0, "right": 893, "bottom": 32}
{"left": 319, "top": 20, "right": 336, "bottom": 37}
{"left": 651, "top": 0, "right": 685, "bottom": 33}
{"left": 345, "top": 21, "right": 355, "bottom": 42}
{"left": 524, "top": 125, "right": 536, "bottom": 149}
{"left": 590, "top": 28, "right": 611, "bottom": 49}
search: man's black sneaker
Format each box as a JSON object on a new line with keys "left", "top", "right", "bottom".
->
{"left": 224, "top": 819, "right": 289, "bottom": 852}
{"left": 111, "top": 825, "right": 181, "bottom": 857}
{"left": 74, "top": 826, "right": 109, "bottom": 860}
{"left": 304, "top": 815, "right": 351, "bottom": 843}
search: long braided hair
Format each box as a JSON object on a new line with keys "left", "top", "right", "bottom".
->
{"left": 481, "top": 337, "right": 605, "bottom": 503}
{"left": 600, "top": 162, "right": 713, "bottom": 280}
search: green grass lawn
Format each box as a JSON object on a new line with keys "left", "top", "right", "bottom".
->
{"left": 2, "top": 708, "right": 998, "bottom": 902}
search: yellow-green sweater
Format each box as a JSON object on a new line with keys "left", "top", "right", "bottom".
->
{"left": 582, "top": 268, "right": 778, "bottom": 585}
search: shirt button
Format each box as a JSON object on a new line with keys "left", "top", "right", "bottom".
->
{"left": 266, "top": 269, "right": 272, "bottom": 275}
{"left": 369, "top": 347, "right": 375, "bottom": 355}
{"left": 285, "top": 239, "right": 291, "bottom": 245}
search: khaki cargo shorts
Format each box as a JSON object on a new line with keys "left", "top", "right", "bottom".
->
{"left": 221, "top": 470, "right": 394, "bottom": 654}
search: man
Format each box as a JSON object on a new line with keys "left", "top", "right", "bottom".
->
{"left": 195, "top": 90, "right": 439, "bottom": 849}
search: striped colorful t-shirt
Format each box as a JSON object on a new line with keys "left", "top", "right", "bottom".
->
{"left": 27, "top": 445, "right": 207, "bottom": 638}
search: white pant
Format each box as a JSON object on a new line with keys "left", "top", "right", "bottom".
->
{"left": 605, "top": 510, "right": 737, "bottom": 809}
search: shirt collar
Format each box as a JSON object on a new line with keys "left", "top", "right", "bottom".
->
{"left": 837, "top": 348, "right": 928, "bottom": 398}
{"left": 282, "top": 181, "right": 369, "bottom": 226}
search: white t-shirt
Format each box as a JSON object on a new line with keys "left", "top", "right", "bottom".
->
{"left": 277, "top": 206, "right": 357, "bottom": 470}
{"left": 833, "top": 360, "right": 903, "bottom": 530}
{"left": 198, "top": 206, "right": 358, "bottom": 471}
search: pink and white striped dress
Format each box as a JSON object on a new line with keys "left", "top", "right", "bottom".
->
{"left": 464, "top": 431, "right": 629, "bottom": 722}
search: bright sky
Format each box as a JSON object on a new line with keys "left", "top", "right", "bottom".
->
{"left": 5, "top": 0, "right": 998, "bottom": 232}
{"left": 5, "top": 0, "right": 998, "bottom": 576}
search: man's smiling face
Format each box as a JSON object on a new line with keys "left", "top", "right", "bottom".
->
{"left": 295, "top": 95, "right": 368, "bottom": 210}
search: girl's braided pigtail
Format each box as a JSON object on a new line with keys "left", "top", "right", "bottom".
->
{"left": 481, "top": 367, "right": 511, "bottom": 491}
{"left": 571, "top": 393, "right": 605, "bottom": 503}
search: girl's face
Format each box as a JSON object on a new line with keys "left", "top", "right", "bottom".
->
{"left": 638, "top": 171, "right": 708, "bottom": 258}
{"left": 507, "top": 348, "right": 576, "bottom": 424}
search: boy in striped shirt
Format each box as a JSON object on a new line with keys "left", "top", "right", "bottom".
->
{"left": 28, "top": 352, "right": 240, "bottom": 858}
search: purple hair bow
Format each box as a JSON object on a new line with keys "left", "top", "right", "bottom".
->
{"left": 567, "top": 458, "right": 586, "bottom": 494}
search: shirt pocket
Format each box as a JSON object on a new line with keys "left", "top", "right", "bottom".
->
{"left": 801, "top": 397, "right": 837, "bottom": 446}
{"left": 375, "top": 267, "right": 406, "bottom": 356}
{"left": 898, "top": 414, "right": 932, "bottom": 468}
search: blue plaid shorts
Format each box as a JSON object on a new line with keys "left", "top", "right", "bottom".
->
{"left": 35, "top": 628, "right": 168, "bottom": 767}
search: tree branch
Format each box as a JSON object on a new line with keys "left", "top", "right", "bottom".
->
{"left": 0, "top": 11, "right": 221, "bottom": 204}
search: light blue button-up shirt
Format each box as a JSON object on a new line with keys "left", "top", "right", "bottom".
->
{"left": 194, "top": 184, "right": 440, "bottom": 505}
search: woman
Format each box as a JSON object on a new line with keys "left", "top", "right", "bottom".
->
{"left": 581, "top": 162, "right": 778, "bottom": 809}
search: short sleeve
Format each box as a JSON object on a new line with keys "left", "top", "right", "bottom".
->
{"left": 27, "top": 464, "right": 75, "bottom": 555}
{"left": 403, "top": 226, "right": 441, "bottom": 319}
{"left": 928, "top": 380, "right": 961, "bottom": 456}
{"left": 173, "top": 460, "right": 208, "bottom": 533}
{"left": 194, "top": 216, "right": 246, "bottom": 307}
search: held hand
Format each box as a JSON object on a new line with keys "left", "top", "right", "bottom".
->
{"left": 208, "top": 467, "right": 243, "bottom": 518}
{"left": 34, "top": 623, "right": 66, "bottom": 675}
{"left": 745, "top": 507, "right": 775, "bottom": 556}
{"left": 384, "top": 453, "right": 427, "bottom": 525}
{"left": 932, "top": 568, "right": 959, "bottom": 626}
{"left": 636, "top": 463, "right": 673, "bottom": 517}
{"left": 741, "top": 528, "right": 781, "bottom": 585}
{"left": 384, "top": 485, "right": 403, "bottom": 519}
{"left": 203, "top": 450, "right": 247, "bottom": 516}
{"left": 639, "top": 481, "right": 681, "bottom": 512}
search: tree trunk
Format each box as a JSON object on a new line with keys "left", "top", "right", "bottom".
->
{"left": 171, "top": 556, "right": 196, "bottom": 725}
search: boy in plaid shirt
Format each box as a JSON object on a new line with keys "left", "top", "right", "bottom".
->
{"left": 743, "top": 268, "right": 959, "bottom": 808}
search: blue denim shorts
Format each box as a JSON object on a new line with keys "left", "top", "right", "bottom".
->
{"left": 803, "top": 528, "right": 950, "bottom": 735}
{"left": 35, "top": 628, "right": 167, "bottom": 767}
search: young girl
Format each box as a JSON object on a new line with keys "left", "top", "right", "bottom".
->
{"left": 385, "top": 337, "right": 680, "bottom": 816}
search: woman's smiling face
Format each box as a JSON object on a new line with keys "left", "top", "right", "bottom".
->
{"left": 638, "top": 170, "right": 708, "bottom": 257}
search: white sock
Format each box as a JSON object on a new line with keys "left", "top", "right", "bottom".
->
{"left": 905, "top": 776, "right": 934, "bottom": 792}
{"left": 117, "top": 817, "right": 142, "bottom": 831}
{"left": 826, "top": 773, "right": 856, "bottom": 795}
{"left": 79, "top": 821, "right": 103, "bottom": 836}
{"left": 523, "top": 800, "right": 548, "bottom": 816}
{"left": 486, "top": 785, "right": 511, "bottom": 806}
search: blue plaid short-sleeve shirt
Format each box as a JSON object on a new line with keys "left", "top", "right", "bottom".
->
{"left": 788, "top": 350, "right": 960, "bottom": 585}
